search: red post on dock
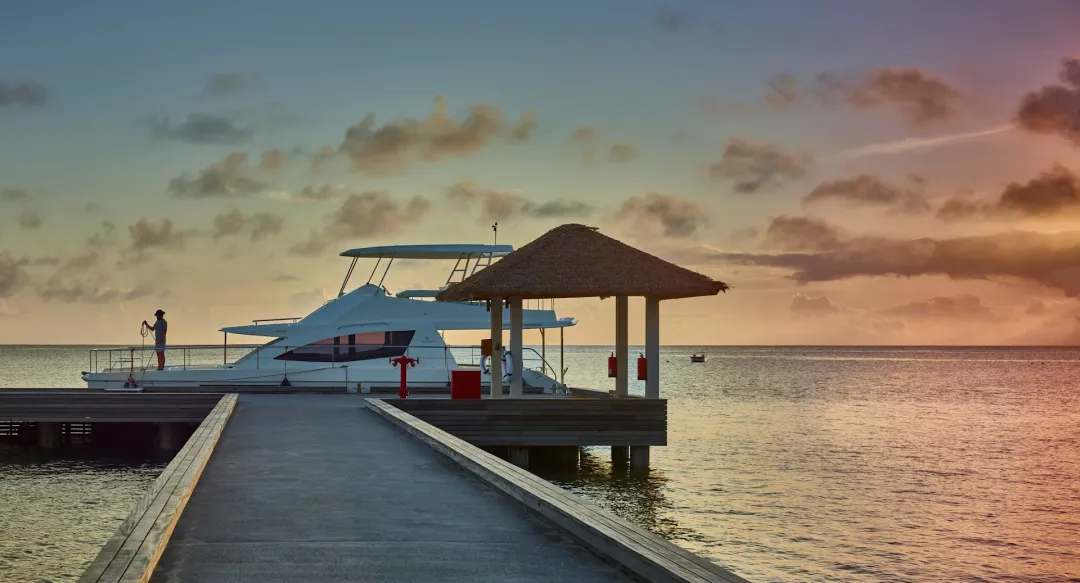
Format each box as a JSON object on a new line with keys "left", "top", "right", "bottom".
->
{"left": 390, "top": 355, "right": 418, "bottom": 398}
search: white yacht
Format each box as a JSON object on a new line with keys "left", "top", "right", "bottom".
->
{"left": 83, "top": 244, "right": 575, "bottom": 392}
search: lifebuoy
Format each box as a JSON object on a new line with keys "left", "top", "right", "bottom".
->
{"left": 480, "top": 350, "right": 515, "bottom": 379}
{"left": 502, "top": 349, "right": 514, "bottom": 380}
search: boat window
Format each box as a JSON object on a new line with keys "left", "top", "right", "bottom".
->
{"left": 275, "top": 331, "right": 415, "bottom": 362}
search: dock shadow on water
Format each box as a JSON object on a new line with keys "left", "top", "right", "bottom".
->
{"left": 530, "top": 446, "right": 696, "bottom": 544}
{"left": 0, "top": 441, "right": 171, "bottom": 582}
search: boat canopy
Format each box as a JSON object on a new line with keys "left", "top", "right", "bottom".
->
{"left": 340, "top": 244, "right": 513, "bottom": 260}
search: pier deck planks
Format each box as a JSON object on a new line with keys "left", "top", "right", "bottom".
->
{"left": 148, "top": 394, "right": 633, "bottom": 582}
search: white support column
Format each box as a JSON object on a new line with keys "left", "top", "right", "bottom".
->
{"left": 490, "top": 297, "right": 503, "bottom": 399}
{"left": 510, "top": 296, "right": 524, "bottom": 398}
{"left": 615, "top": 295, "right": 629, "bottom": 397}
{"left": 645, "top": 296, "right": 660, "bottom": 399}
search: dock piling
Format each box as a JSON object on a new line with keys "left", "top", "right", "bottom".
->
{"left": 37, "top": 422, "right": 61, "bottom": 450}
{"left": 630, "top": 445, "right": 650, "bottom": 470}
{"left": 508, "top": 446, "right": 530, "bottom": 469}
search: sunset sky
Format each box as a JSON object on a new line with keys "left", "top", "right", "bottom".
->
{"left": 2, "top": 0, "right": 1080, "bottom": 345}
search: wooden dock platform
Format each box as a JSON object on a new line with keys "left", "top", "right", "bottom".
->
{"left": 3, "top": 389, "right": 745, "bottom": 581}
{"left": 147, "top": 394, "right": 633, "bottom": 582}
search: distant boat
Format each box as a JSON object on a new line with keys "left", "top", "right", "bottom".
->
{"left": 690, "top": 353, "right": 707, "bottom": 363}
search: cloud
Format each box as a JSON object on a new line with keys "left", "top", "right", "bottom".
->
{"left": 613, "top": 193, "right": 707, "bottom": 238}
{"left": 710, "top": 216, "right": 1080, "bottom": 296}
{"left": 149, "top": 113, "right": 255, "bottom": 145}
{"left": 201, "top": 72, "right": 261, "bottom": 99}
{"left": 1, "top": 188, "right": 28, "bottom": 202}
{"left": 39, "top": 280, "right": 153, "bottom": 304}
{"left": 168, "top": 152, "right": 268, "bottom": 198}
{"left": 17, "top": 210, "right": 43, "bottom": 229}
{"left": 327, "top": 96, "right": 535, "bottom": 174}
{"left": 211, "top": 209, "right": 285, "bottom": 242}
{"left": 728, "top": 227, "right": 759, "bottom": 243}
{"left": 937, "top": 164, "right": 1080, "bottom": 221}
{"left": 0, "top": 80, "right": 47, "bottom": 107}
{"left": 1026, "top": 298, "right": 1049, "bottom": 316}
{"left": 128, "top": 218, "right": 187, "bottom": 251}
{"left": 705, "top": 67, "right": 963, "bottom": 127}
{"left": 790, "top": 292, "right": 841, "bottom": 316}
{"left": 803, "top": 174, "right": 931, "bottom": 214}
{"left": 708, "top": 137, "right": 811, "bottom": 193}
{"left": 273, "top": 274, "right": 300, "bottom": 282}
{"left": 0, "top": 299, "right": 18, "bottom": 318}
{"left": 568, "top": 127, "right": 638, "bottom": 165}
{"left": 570, "top": 126, "right": 600, "bottom": 143}
{"left": 446, "top": 181, "right": 593, "bottom": 223}
{"left": 507, "top": 112, "right": 537, "bottom": 142}
{"left": 16, "top": 256, "right": 60, "bottom": 267}
{"left": 258, "top": 148, "right": 287, "bottom": 170}
{"left": 0, "top": 253, "right": 28, "bottom": 298}
{"left": 879, "top": 294, "right": 996, "bottom": 320}
{"left": 762, "top": 215, "right": 845, "bottom": 251}
{"left": 284, "top": 184, "right": 348, "bottom": 203}
{"left": 607, "top": 143, "right": 639, "bottom": 163}
{"left": 87, "top": 221, "right": 118, "bottom": 249}
{"left": 1015, "top": 57, "right": 1080, "bottom": 145}
{"left": 653, "top": 8, "right": 686, "bottom": 32}
{"left": 289, "top": 192, "right": 431, "bottom": 257}
{"left": 816, "top": 68, "right": 961, "bottom": 126}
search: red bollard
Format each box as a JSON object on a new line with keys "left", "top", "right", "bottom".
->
{"left": 390, "top": 355, "right": 419, "bottom": 398}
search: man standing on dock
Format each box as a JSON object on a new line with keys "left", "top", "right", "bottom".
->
{"left": 143, "top": 309, "right": 168, "bottom": 370}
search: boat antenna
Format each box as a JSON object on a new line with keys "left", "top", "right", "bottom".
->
{"left": 492, "top": 221, "right": 498, "bottom": 245}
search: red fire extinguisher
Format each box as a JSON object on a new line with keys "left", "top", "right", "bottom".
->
{"left": 607, "top": 352, "right": 617, "bottom": 378}
{"left": 637, "top": 353, "right": 647, "bottom": 381}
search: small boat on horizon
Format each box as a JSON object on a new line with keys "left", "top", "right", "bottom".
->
{"left": 690, "top": 353, "right": 707, "bottom": 363}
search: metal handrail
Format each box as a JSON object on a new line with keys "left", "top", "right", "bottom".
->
{"left": 87, "top": 342, "right": 559, "bottom": 379}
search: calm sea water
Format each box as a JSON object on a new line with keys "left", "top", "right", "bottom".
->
{"left": 2, "top": 345, "right": 1080, "bottom": 582}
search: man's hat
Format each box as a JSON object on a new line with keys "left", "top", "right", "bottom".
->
{"left": 154, "top": 309, "right": 165, "bottom": 316}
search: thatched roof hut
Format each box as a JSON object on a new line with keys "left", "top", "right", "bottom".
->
{"left": 434, "top": 223, "right": 729, "bottom": 302}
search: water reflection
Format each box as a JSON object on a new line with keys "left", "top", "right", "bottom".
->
{"left": 0, "top": 453, "right": 164, "bottom": 583}
{"left": 534, "top": 447, "right": 696, "bottom": 542}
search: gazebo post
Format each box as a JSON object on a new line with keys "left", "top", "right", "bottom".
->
{"left": 645, "top": 296, "right": 660, "bottom": 399}
{"left": 490, "top": 296, "right": 503, "bottom": 399}
{"left": 509, "top": 296, "right": 524, "bottom": 398}
{"left": 615, "top": 295, "right": 629, "bottom": 398}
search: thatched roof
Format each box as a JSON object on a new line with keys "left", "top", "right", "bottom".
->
{"left": 435, "top": 224, "right": 729, "bottom": 301}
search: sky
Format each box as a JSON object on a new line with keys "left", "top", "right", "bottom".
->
{"left": 2, "top": 0, "right": 1080, "bottom": 345}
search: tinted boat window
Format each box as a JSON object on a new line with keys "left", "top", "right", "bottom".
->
{"left": 276, "top": 331, "right": 415, "bottom": 362}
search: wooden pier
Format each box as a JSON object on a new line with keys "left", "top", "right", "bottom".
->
{"left": 0, "top": 389, "right": 749, "bottom": 582}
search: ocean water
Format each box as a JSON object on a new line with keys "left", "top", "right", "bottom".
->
{"left": 2, "top": 345, "right": 1080, "bottom": 582}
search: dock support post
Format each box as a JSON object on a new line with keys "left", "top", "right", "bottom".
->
{"left": 510, "top": 296, "right": 523, "bottom": 398}
{"left": 508, "top": 446, "right": 530, "bottom": 469}
{"left": 611, "top": 445, "right": 629, "bottom": 465}
{"left": 37, "top": 422, "right": 61, "bottom": 450}
{"left": 645, "top": 296, "right": 660, "bottom": 399}
{"left": 155, "top": 423, "right": 185, "bottom": 452}
{"left": 630, "top": 446, "right": 650, "bottom": 470}
{"left": 615, "top": 295, "right": 628, "bottom": 398}
{"left": 490, "top": 296, "right": 503, "bottom": 399}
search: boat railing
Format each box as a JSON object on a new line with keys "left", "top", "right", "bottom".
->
{"left": 251, "top": 317, "right": 301, "bottom": 325}
{"left": 87, "top": 343, "right": 564, "bottom": 382}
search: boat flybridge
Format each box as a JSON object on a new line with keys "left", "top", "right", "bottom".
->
{"left": 83, "top": 244, "right": 576, "bottom": 392}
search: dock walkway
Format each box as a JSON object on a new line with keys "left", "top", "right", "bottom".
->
{"left": 150, "top": 394, "right": 631, "bottom": 582}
